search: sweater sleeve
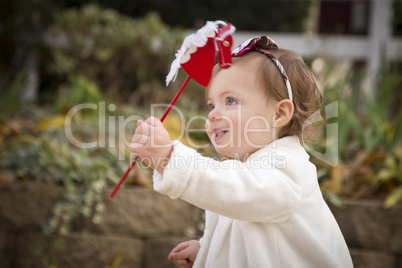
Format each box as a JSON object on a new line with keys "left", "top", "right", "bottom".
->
{"left": 153, "top": 141, "right": 303, "bottom": 223}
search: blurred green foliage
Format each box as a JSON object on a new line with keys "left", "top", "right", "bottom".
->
{"left": 95, "top": 0, "right": 312, "bottom": 32}
{"left": 0, "top": 71, "right": 27, "bottom": 115}
{"left": 55, "top": 76, "right": 103, "bottom": 115}
{"left": 47, "top": 4, "right": 184, "bottom": 103}
{"left": 315, "top": 61, "right": 402, "bottom": 208}
{"left": 38, "top": 137, "right": 123, "bottom": 235}
{"left": 0, "top": 100, "right": 154, "bottom": 235}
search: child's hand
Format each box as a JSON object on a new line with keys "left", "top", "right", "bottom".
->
{"left": 168, "top": 240, "right": 200, "bottom": 268}
{"left": 130, "top": 116, "right": 172, "bottom": 174}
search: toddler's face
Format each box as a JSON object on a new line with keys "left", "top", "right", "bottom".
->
{"left": 205, "top": 64, "right": 278, "bottom": 160}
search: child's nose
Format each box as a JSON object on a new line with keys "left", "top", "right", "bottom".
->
{"left": 208, "top": 107, "right": 220, "bottom": 122}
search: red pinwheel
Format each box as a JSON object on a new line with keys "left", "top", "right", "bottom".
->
{"left": 110, "top": 21, "right": 235, "bottom": 198}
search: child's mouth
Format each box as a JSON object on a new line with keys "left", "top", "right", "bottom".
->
{"left": 214, "top": 130, "right": 228, "bottom": 140}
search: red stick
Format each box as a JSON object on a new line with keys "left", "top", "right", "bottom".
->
{"left": 110, "top": 76, "right": 192, "bottom": 198}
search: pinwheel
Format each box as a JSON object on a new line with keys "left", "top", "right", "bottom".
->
{"left": 110, "top": 21, "right": 236, "bottom": 198}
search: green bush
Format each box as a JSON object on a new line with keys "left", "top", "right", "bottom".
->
{"left": 95, "top": 0, "right": 311, "bottom": 32}
{"left": 0, "top": 71, "right": 27, "bottom": 115}
{"left": 47, "top": 4, "right": 184, "bottom": 103}
{"left": 314, "top": 60, "right": 402, "bottom": 207}
{"left": 55, "top": 76, "right": 103, "bottom": 115}
{"left": 0, "top": 89, "right": 156, "bottom": 234}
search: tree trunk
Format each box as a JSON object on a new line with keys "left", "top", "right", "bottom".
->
{"left": 12, "top": 0, "right": 42, "bottom": 102}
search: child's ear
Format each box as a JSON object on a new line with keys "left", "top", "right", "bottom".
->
{"left": 274, "top": 99, "right": 294, "bottom": 127}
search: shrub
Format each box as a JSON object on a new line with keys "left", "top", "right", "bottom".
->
{"left": 46, "top": 4, "right": 184, "bottom": 103}
{"left": 312, "top": 59, "right": 402, "bottom": 207}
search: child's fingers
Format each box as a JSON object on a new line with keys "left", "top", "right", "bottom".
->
{"left": 130, "top": 134, "right": 147, "bottom": 148}
{"left": 170, "top": 242, "right": 188, "bottom": 254}
{"left": 168, "top": 242, "right": 189, "bottom": 260}
{"left": 139, "top": 121, "right": 151, "bottom": 134}
{"left": 169, "top": 248, "right": 193, "bottom": 261}
{"left": 146, "top": 116, "right": 167, "bottom": 131}
{"left": 145, "top": 116, "right": 160, "bottom": 127}
{"left": 131, "top": 121, "right": 153, "bottom": 147}
{"left": 134, "top": 120, "right": 153, "bottom": 138}
{"left": 176, "top": 259, "right": 191, "bottom": 267}
{"left": 168, "top": 250, "right": 181, "bottom": 260}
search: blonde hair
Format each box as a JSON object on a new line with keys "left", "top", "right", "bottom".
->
{"left": 208, "top": 49, "right": 323, "bottom": 141}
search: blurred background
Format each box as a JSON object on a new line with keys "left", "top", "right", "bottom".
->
{"left": 0, "top": 0, "right": 401, "bottom": 267}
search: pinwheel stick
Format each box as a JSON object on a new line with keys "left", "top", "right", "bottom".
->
{"left": 109, "top": 75, "right": 192, "bottom": 198}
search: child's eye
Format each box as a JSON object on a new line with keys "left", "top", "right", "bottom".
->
{"left": 226, "top": 97, "right": 238, "bottom": 106}
{"left": 208, "top": 103, "right": 215, "bottom": 111}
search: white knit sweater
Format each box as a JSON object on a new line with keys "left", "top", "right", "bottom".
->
{"left": 153, "top": 136, "right": 353, "bottom": 268}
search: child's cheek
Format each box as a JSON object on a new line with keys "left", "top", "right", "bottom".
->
{"left": 205, "top": 120, "right": 213, "bottom": 140}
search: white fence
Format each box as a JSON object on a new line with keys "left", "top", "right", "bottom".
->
{"left": 231, "top": 32, "right": 402, "bottom": 62}
{"left": 191, "top": 0, "right": 402, "bottom": 91}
